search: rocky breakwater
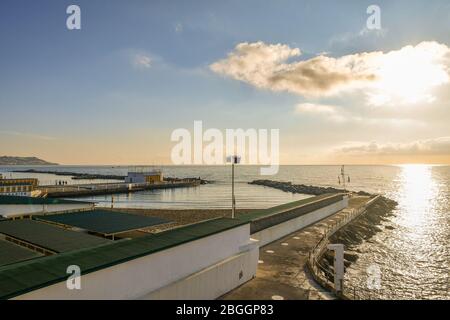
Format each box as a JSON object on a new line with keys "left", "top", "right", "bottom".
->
{"left": 249, "top": 179, "right": 371, "bottom": 196}
{"left": 318, "top": 196, "right": 398, "bottom": 282}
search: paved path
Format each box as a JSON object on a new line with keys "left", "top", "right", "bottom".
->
{"left": 222, "top": 196, "right": 370, "bottom": 300}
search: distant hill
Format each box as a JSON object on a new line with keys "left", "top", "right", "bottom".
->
{"left": 0, "top": 156, "right": 58, "bottom": 165}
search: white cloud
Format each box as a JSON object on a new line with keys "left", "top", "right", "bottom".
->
{"left": 210, "top": 41, "right": 450, "bottom": 105}
{"left": 335, "top": 137, "right": 450, "bottom": 156}
{"left": 132, "top": 53, "right": 152, "bottom": 68}
{"left": 295, "top": 103, "right": 346, "bottom": 123}
{"left": 295, "top": 103, "right": 337, "bottom": 115}
{"left": 210, "top": 41, "right": 372, "bottom": 97}
{"left": 174, "top": 23, "right": 183, "bottom": 33}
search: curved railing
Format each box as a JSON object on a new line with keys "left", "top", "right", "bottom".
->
{"left": 307, "top": 195, "right": 382, "bottom": 299}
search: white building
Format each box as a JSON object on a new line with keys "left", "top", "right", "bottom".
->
{"left": 124, "top": 170, "right": 163, "bottom": 184}
{"left": 0, "top": 178, "right": 39, "bottom": 197}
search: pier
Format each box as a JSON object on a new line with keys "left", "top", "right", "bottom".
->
{"left": 37, "top": 180, "right": 201, "bottom": 198}
{"left": 222, "top": 195, "right": 373, "bottom": 300}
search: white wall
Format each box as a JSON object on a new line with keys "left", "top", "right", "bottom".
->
{"left": 125, "top": 172, "right": 145, "bottom": 183}
{"left": 144, "top": 239, "right": 259, "bottom": 300}
{"left": 14, "top": 223, "right": 254, "bottom": 300}
{"left": 0, "top": 203, "right": 94, "bottom": 218}
{"left": 251, "top": 197, "right": 348, "bottom": 247}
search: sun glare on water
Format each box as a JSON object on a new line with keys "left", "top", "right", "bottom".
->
{"left": 396, "top": 164, "right": 438, "bottom": 233}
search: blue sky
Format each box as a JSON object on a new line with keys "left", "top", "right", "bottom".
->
{"left": 1, "top": 0, "right": 450, "bottom": 164}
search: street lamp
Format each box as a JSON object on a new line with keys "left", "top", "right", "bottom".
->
{"left": 226, "top": 155, "right": 241, "bottom": 219}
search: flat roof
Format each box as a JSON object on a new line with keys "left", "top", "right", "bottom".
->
{"left": 0, "top": 220, "right": 110, "bottom": 253}
{"left": 37, "top": 209, "right": 171, "bottom": 235}
{"left": 239, "top": 193, "right": 345, "bottom": 234}
{"left": 238, "top": 193, "right": 335, "bottom": 222}
{"left": 0, "top": 195, "right": 93, "bottom": 205}
{"left": 0, "top": 239, "right": 42, "bottom": 267}
{"left": 0, "top": 217, "right": 248, "bottom": 299}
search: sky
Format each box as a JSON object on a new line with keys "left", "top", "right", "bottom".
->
{"left": 1, "top": 0, "right": 450, "bottom": 165}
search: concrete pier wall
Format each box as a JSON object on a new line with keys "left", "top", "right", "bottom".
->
{"left": 39, "top": 180, "right": 200, "bottom": 198}
{"left": 251, "top": 196, "right": 348, "bottom": 247}
{"left": 144, "top": 240, "right": 259, "bottom": 300}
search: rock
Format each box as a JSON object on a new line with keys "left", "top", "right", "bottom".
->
{"left": 248, "top": 180, "right": 363, "bottom": 196}
{"left": 344, "top": 251, "right": 359, "bottom": 263}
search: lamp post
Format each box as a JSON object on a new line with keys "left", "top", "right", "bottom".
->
{"left": 227, "top": 155, "right": 241, "bottom": 219}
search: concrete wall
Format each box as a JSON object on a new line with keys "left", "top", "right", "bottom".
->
{"left": 0, "top": 203, "right": 94, "bottom": 218}
{"left": 251, "top": 196, "right": 348, "bottom": 247}
{"left": 144, "top": 239, "right": 259, "bottom": 300}
{"left": 14, "top": 223, "right": 256, "bottom": 300}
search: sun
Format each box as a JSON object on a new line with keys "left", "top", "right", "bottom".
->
{"left": 368, "top": 42, "right": 449, "bottom": 106}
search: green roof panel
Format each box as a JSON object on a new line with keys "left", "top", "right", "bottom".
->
{"left": 0, "top": 220, "right": 110, "bottom": 253}
{"left": 0, "top": 240, "right": 42, "bottom": 267}
{"left": 37, "top": 209, "right": 171, "bottom": 235}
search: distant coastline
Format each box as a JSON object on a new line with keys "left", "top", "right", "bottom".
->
{"left": 0, "top": 156, "right": 58, "bottom": 166}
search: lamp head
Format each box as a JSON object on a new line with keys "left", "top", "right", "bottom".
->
{"left": 226, "top": 155, "right": 241, "bottom": 164}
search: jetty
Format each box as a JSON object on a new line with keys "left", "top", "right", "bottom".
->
{"left": 222, "top": 194, "right": 375, "bottom": 300}
{"left": 37, "top": 179, "right": 201, "bottom": 198}
{"left": 12, "top": 169, "right": 125, "bottom": 180}
{"left": 249, "top": 180, "right": 372, "bottom": 196}
{"left": 11, "top": 169, "right": 206, "bottom": 198}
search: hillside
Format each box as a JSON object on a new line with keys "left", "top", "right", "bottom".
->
{"left": 0, "top": 156, "right": 58, "bottom": 166}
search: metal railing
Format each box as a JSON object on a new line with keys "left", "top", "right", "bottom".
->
{"left": 307, "top": 195, "right": 382, "bottom": 299}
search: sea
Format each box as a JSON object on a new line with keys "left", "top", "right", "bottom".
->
{"left": 0, "top": 164, "right": 448, "bottom": 299}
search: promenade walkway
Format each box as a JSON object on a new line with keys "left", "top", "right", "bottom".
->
{"left": 222, "top": 196, "right": 370, "bottom": 300}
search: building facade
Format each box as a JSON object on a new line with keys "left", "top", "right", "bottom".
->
{"left": 125, "top": 171, "right": 163, "bottom": 184}
{"left": 0, "top": 178, "right": 39, "bottom": 197}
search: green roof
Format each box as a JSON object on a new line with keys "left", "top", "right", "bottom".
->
{"left": 238, "top": 193, "right": 334, "bottom": 222}
{"left": 0, "top": 240, "right": 42, "bottom": 267}
{"left": 36, "top": 210, "right": 171, "bottom": 235}
{"left": 0, "top": 195, "right": 92, "bottom": 205}
{"left": 0, "top": 220, "right": 110, "bottom": 253}
{"left": 0, "top": 217, "right": 247, "bottom": 299}
{"left": 239, "top": 193, "right": 345, "bottom": 234}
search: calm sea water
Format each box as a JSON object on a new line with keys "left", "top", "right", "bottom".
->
{"left": 0, "top": 164, "right": 402, "bottom": 208}
{"left": 1, "top": 164, "right": 448, "bottom": 299}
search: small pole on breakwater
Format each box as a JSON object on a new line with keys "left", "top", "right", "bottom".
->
{"left": 338, "top": 165, "right": 351, "bottom": 192}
